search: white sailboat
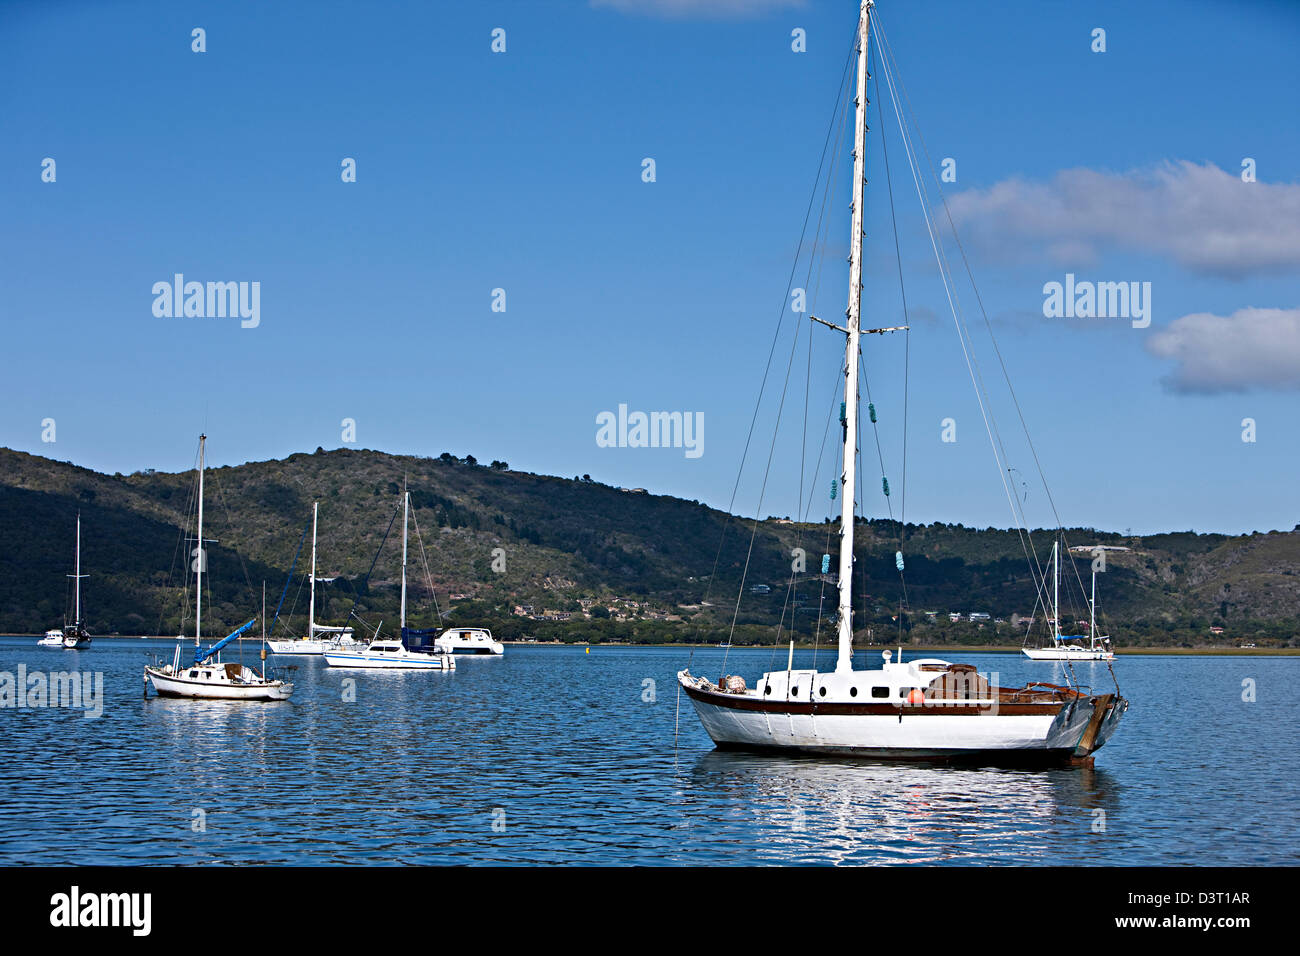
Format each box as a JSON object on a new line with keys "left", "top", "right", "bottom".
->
{"left": 266, "top": 501, "right": 357, "bottom": 655}
{"left": 38, "top": 513, "right": 91, "bottom": 648}
{"left": 1023, "top": 542, "right": 1115, "bottom": 661}
{"left": 677, "top": 0, "right": 1126, "bottom": 765}
{"left": 62, "top": 513, "right": 91, "bottom": 648}
{"left": 323, "top": 490, "right": 454, "bottom": 670}
{"left": 144, "top": 435, "right": 294, "bottom": 701}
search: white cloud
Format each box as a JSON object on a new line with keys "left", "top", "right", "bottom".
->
{"left": 948, "top": 161, "right": 1300, "bottom": 279}
{"left": 1146, "top": 307, "right": 1300, "bottom": 392}
{"left": 591, "top": 0, "right": 805, "bottom": 19}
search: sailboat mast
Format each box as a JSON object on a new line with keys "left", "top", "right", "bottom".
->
{"left": 1090, "top": 563, "right": 1097, "bottom": 648}
{"left": 73, "top": 512, "right": 81, "bottom": 624}
{"left": 195, "top": 434, "right": 206, "bottom": 650}
{"left": 835, "top": 0, "right": 872, "bottom": 675}
{"left": 308, "top": 501, "right": 318, "bottom": 638}
{"left": 1052, "top": 539, "right": 1060, "bottom": 643}
{"left": 400, "top": 490, "right": 409, "bottom": 630}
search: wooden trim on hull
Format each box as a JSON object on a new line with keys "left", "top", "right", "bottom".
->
{"left": 681, "top": 682, "right": 1066, "bottom": 717}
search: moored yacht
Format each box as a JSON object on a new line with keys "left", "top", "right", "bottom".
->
{"left": 323, "top": 490, "right": 454, "bottom": 671}
{"left": 323, "top": 637, "right": 453, "bottom": 670}
{"left": 434, "top": 627, "right": 503, "bottom": 656}
{"left": 37, "top": 513, "right": 92, "bottom": 649}
{"left": 144, "top": 435, "right": 294, "bottom": 701}
{"left": 1023, "top": 542, "right": 1115, "bottom": 661}
{"left": 267, "top": 501, "right": 358, "bottom": 655}
{"left": 677, "top": 0, "right": 1126, "bottom": 765}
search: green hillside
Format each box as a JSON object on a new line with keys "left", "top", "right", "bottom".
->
{"left": 1, "top": 446, "right": 1295, "bottom": 648}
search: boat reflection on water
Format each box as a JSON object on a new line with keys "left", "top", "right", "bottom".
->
{"left": 678, "top": 751, "right": 1119, "bottom": 865}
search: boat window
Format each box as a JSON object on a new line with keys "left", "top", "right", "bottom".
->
{"left": 763, "top": 685, "right": 772, "bottom": 695}
{"left": 818, "top": 686, "right": 827, "bottom": 697}
{"left": 871, "top": 687, "right": 889, "bottom": 699}
{"left": 189, "top": 671, "right": 198, "bottom": 678}
{"left": 849, "top": 687, "right": 858, "bottom": 697}
{"left": 790, "top": 685, "right": 799, "bottom": 697}
{"left": 899, "top": 687, "right": 917, "bottom": 698}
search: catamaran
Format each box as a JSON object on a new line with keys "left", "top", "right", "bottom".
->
{"left": 1023, "top": 542, "right": 1115, "bottom": 661}
{"left": 38, "top": 513, "right": 91, "bottom": 648}
{"left": 143, "top": 435, "right": 294, "bottom": 701}
{"left": 266, "top": 501, "right": 357, "bottom": 655}
{"left": 677, "top": 0, "right": 1126, "bottom": 765}
{"left": 323, "top": 490, "right": 454, "bottom": 670}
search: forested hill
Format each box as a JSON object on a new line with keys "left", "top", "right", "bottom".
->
{"left": 1, "top": 446, "right": 1296, "bottom": 647}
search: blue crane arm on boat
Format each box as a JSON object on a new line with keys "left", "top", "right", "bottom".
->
{"left": 194, "top": 618, "right": 257, "bottom": 665}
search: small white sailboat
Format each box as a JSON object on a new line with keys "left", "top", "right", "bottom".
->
{"left": 144, "top": 435, "right": 294, "bottom": 701}
{"left": 324, "top": 636, "right": 454, "bottom": 670}
{"left": 267, "top": 501, "right": 357, "bottom": 655}
{"left": 1022, "top": 541, "right": 1115, "bottom": 661}
{"left": 677, "top": 0, "right": 1126, "bottom": 765}
{"left": 38, "top": 513, "right": 91, "bottom": 648}
{"left": 323, "top": 490, "right": 454, "bottom": 671}
{"left": 434, "top": 627, "right": 504, "bottom": 656}
{"left": 62, "top": 513, "right": 91, "bottom": 648}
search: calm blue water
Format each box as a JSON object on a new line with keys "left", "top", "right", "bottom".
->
{"left": 0, "top": 639, "right": 1295, "bottom": 865}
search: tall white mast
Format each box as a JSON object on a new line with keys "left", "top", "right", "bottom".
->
{"left": 1052, "top": 539, "right": 1060, "bottom": 643}
{"left": 308, "top": 501, "right": 318, "bottom": 639}
{"left": 400, "top": 489, "right": 409, "bottom": 630}
{"left": 835, "top": 0, "right": 872, "bottom": 675}
{"left": 72, "top": 512, "right": 82, "bottom": 624}
{"left": 1090, "top": 562, "right": 1097, "bottom": 648}
{"left": 195, "top": 434, "right": 206, "bottom": 650}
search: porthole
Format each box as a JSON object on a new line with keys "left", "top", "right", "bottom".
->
{"left": 849, "top": 687, "right": 858, "bottom": 697}
{"left": 764, "top": 685, "right": 772, "bottom": 695}
{"left": 819, "top": 686, "right": 827, "bottom": 697}
{"left": 791, "top": 686, "right": 799, "bottom": 697}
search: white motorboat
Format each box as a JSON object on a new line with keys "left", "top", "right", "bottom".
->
{"left": 37, "top": 629, "right": 65, "bottom": 648}
{"left": 677, "top": 0, "right": 1126, "bottom": 766}
{"left": 1022, "top": 542, "right": 1115, "bottom": 661}
{"left": 323, "top": 490, "right": 454, "bottom": 671}
{"left": 144, "top": 435, "right": 294, "bottom": 702}
{"left": 267, "top": 501, "right": 358, "bottom": 655}
{"left": 434, "top": 627, "right": 503, "bottom": 656}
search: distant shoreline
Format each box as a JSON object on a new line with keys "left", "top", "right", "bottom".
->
{"left": 4, "top": 634, "right": 1293, "bottom": 655}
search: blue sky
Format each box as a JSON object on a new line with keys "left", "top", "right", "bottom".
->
{"left": 2, "top": 0, "right": 1297, "bottom": 535}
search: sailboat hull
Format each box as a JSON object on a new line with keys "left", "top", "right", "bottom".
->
{"left": 322, "top": 649, "right": 454, "bottom": 670}
{"left": 679, "top": 673, "right": 1123, "bottom": 765}
{"left": 1022, "top": 647, "right": 1113, "bottom": 661}
{"left": 145, "top": 667, "right": 293, "bottom": 701}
